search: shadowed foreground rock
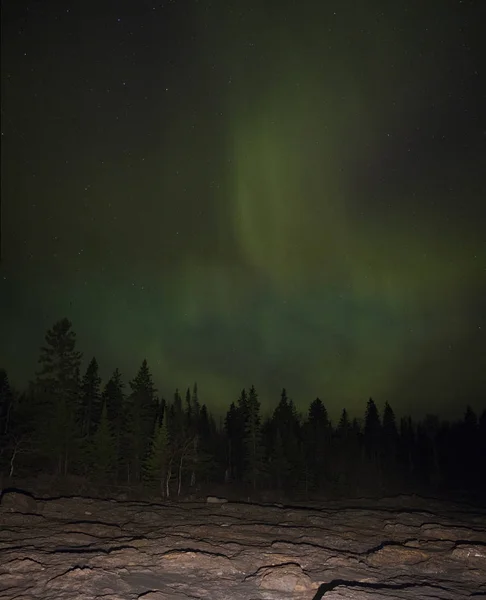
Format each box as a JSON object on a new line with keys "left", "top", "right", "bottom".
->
{"left": 0, "top": 490, "right": 485, "bottom": 599}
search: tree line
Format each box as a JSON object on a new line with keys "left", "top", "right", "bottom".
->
{"left": 0, "top": 318, "right": 485, "bottom": 499}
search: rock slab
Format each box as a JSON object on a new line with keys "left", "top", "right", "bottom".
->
{"left": 0, "top": 490, "right": 485, "bottom": 599}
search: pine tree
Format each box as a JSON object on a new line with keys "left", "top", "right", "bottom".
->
{"left": 306, "top": 397, "right": 331, "bottom": 489}
{"left": 34, "top": 318, "right": 82, "bottom": 475}
{"left": 124, "top": 359, "right": 157, "bottom": 483}
{"left": 269, "top": 428, "right": 289, "bottom": 491}
{"left": 195, "top": 404, "right": 221, "bottom": 483}
{"left": 185, "top": 384, "right": 201, "bottom": 486}
{"left": 398, "top": 416, "right": 415, "bottom": 479}
{"left": 91, "top": 401, "right": 116, "bottom": 482}
{"left": 224, "top": 401, "right": 238, "bottom": 481}
{"left": 243, "top": 385, "right": 264, "bottom": 490}
{"left": 223, "top": 390, "right": 248, "bottom": 482}
{"left": 272, "top": 389, "right": 302, "bottom": 489}
{"left": 144, "top": 412, "right": 170, "bottom": 496}
{"left": 169, "top": 388, "right": 185, "bottom": 444}
{"left": 185, "top": 387, "right": 192, "bottom": 431}
{"left": 382, "top": 401, "right": 398, "bottom": 467}
{"left": 102, "top": 369, "right": 125, "bottom": 481}
{"left": 332, "top": 407, "right": 357, "bottom": 490}
{"left": 192, "top": 382, "right": 201, "bottom": 421}
{"left": 80, "top": 357, "right": 102, "bottom": 438}
{"left": 364, "top": 398, "right": 381, "bottom": 463}
{"left": 338, "top": 408, "right": 350, "bottom": 435}
{"left": 423, "top": 414, "right": 440, "bottom": 486}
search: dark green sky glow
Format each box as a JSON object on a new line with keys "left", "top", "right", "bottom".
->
{"left": 1, "top": 0, "right": 485, "bottom": 419}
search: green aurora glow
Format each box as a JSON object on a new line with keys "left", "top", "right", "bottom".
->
{"left": 1, "top": 0, "right": 484, "bottom": 418}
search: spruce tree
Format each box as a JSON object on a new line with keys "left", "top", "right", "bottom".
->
{"left": 124, "top": 359, "right": 157, "bottom": 483}
{"left": 243, "top": 385, "right": 264, "bottom": 490}
{"left": 224, "top": 401, "right": 239, "bottom": 481}
{"left": 169, "top": 388, "right": 185, "bottom": 445}
{"left": 364, "top": 398, "right": 381, "bottom": 463}
{"left": 191, "top": 382, "right": 201, "bottom": 426}
{"left": 333, "top": 407, "right": 355, "bottom": 489}
{"left": 398, "top": 416, "right": 415, "bottom": 479}
{"left": 102, "top": 369, "right": 125, "bottom": 481}
{"left": 382, "top": 401, "right": 398, "bottom": 468}
{"left": 306, "top": 397, "right": 331, "bottom": 489}
{"left": 235, "top": 389, "right": 248, "bottom": 480}
{"left": 91, "top": 401, "right": 116, "bottom": 483}
{"left": 35, "top": 318, "right": 82, "bottom": 475}
{"left": 272, "top": 389, "right": 301, "bottom": 489}
{"left": 185, "top": 384, "right": 201, "bottom": 486}
{"left": 80, "top": 357, "right": 102, "bottom": 438}
{"left": 338, "top": 408, "right": 350, "bottom": 434}
{"left": 144, "top": 412, "right": 170, "bottom": 496}
{"left": 185, "top": 387, "right": 192, "bottom": 431}
{"left": 269, "top": 428, "right": 288, "bottom": 491}
{"left": 195, "top": 403, "right": 220, "bottom": 483}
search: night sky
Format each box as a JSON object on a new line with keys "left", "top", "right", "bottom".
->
{"left": 1, "top": 0, "right": 485, "bottom": 420}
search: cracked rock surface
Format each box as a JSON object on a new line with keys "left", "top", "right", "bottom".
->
{"left": 1, "top": 490, "right": 485, "bottom": 599}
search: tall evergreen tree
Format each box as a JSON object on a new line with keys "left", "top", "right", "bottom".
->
{"left": 269, "top": 428, "right": 289, "bottom": 491}
{"left": 243, "top": 385, "right": 264, "bottom": 489}
{"left": 333, "top": 407, "right": 360, "bottom": 490}
{"left": 272, "top": 389, "right": 302, "bottom": 489}
{"left": 124, "top": 359, "right": 157, "bottom": 483}
{"left": 144, "top": 411, "right": 170, "bottom": 496}
{"left": 192, "top": 382, "right": 201, "bottom": 421}
{"left": 422, "top": 414, "right": 441, "bottom": 486}
{"left": 305, "top": 397, "right": 331, "bottom": 489}
{"left": 382, "top": 401, "right": 398, "bottom": 467}
{"left": 184, "top": 384, "right": 201, "bottom": 486}
{"left": 224, "top": 401, "right": 239, "bottom": 481}
{"left": 34, "top": 318, "right": 82, "bottom": 475}
{"left": 102, "top": 368, "right": 125, "bottom": 481}
{"left": 80, "top": 357, "right": 102, "bottom": 438}
{"left": 185, "top": 387, "right": 192, "bottom": 431}
{"left": 168, "top": 388, "right": 185, "bottom": 444}
{"left": 364, "top": 398, "right": 381, "bottom": 463}
{"left": 223, "top": 389, "right": 248, "bottom": 482}
{"left": 91, "top": 401, "right": 116, "bottom": 482}
{"left": 337, "top": 408, "right": 350, "bottom": 435}
{"left": 398, "top": 416, "right": 415, "bottom": 479}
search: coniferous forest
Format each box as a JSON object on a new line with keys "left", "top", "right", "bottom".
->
{"left": 1, "top": 318, "right": 485, "bottom": 503}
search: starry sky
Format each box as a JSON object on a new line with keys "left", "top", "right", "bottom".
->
{"left": 1, "top": 0, "right": 485, "bottom": 420}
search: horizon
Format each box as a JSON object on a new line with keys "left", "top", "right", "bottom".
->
{"left": 3, "top": 317, "right": 482, "bottom": 425}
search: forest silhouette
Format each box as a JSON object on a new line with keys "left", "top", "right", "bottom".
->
{"left": 1, "top": 318, "right": 485, "bottom": 502}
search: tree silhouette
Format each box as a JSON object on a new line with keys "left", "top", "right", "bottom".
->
{"left": 124, "top": 359, "right": 157, "bottom": 483}
{"left": 144, "top": 410, "right": 170, "bottom": 497}
{"left": 102, "top": 368, "right": 125, "bottom": 482}
{"left": 364, "top": 398, "right": 381, "bottom": 464}
{"left": 1, "top": 314, "right": 484, "bottom": 501}
{"left": 34, "top": 318, "right": 82, "bottom": 475}
{"left": 91, "top": 401, "right": 116, "bottom": 483}
{"left": 243, "top": 385, "right": 264, "bottom": 490}
{"left": 80, "top": 357, "right": 102, "bottom": 438}
{"left": 305, "top": 397, "right": 331, "bottom": 490}
{"left": 382, "top": 401, "right": 398, "bottom": 471}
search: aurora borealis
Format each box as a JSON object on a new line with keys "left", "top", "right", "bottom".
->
{"left": 1, "top": 0, "right": 485, "bottom": 419}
